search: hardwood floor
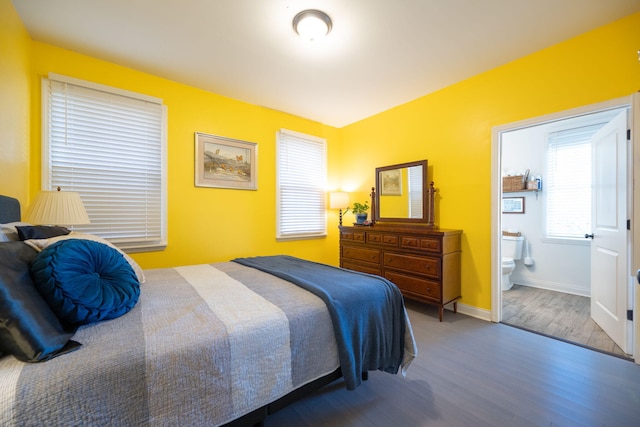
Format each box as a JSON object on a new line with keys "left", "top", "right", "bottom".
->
{"left": 265, "top": 301, "right": 640, "bottom": 426}
{"left": 502, "top": 284, "right": 628, "bottom": 358}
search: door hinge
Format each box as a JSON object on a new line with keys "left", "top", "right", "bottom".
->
{"left": 627, "top": 309, "right": 633, "bottom": 321}
{"left": 627, "top": 219, "right": 631, "bottom": 230}
{"left": 628, "top": 129, "right": 632, "bottom": 140}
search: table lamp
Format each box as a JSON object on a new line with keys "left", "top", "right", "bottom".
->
{"left": 25, "top": 187, "right": 90, "bottom": 226}
{"left": 329, "top": 192, "right": 350, "bottom": 226}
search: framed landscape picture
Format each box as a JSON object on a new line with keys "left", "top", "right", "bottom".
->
{"left": 195, "top": 132, "right": 257, "bottom": 190}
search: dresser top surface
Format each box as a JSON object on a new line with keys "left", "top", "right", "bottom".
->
{"left": 339, "top": 223, "right": 462, "bottom": 236}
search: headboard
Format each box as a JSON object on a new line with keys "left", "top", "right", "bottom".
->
{"left": 0, "top": 195, "right": 21, "bottom": 223}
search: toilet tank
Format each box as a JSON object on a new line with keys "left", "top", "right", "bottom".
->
{"left": 502, "top": 235, "right": 524, "bottom": 259}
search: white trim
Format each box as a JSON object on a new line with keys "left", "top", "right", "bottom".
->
{"left": 48, "top": 72, "right": 162, "bottom": 104}
{"left": 456, "top": 303, "right": 492, "bottom": 322}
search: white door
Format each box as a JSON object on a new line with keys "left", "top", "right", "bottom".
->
{"left": 590, "top": 110, "right": 629, "bottom": 353}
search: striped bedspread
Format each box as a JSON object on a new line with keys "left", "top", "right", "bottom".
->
{"left": 0, "top": 262, "right": 340, "bottom": 426}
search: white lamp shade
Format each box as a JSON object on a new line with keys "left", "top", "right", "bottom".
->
{"left": 25, "top": 189, "right": 90, "bottom": 226}
{"left": 329, "top": 192, "right": 350, "bottom": 209}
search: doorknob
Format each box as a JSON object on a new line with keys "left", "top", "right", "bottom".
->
{"left": 637, "top": 269, "right": 640, "bottom": 284}
{"left": 584, "top": 233, "right": 594, "bottom": 239}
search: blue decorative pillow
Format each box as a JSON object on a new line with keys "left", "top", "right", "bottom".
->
{"left": 30, "top": 239, "right": 140, "bottom": 326}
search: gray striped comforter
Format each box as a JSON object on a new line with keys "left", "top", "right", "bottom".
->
{"left": 0, "top": 262, "right": 341, "bottom": 426}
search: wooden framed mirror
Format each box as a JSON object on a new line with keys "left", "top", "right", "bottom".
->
{"left": 374, "top": 160, "right": 430, "bottom": 224}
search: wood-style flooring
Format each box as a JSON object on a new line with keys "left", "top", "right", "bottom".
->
{"left": 265, "top": 301, "right": 640, "bottom": 426}
{"left": 502, "top": 284, "right": 627, "bottom": 358}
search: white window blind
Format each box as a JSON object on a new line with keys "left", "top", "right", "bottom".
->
{"left": 408, "top": 165, "right": 423, "bottom": 218}
{"left": 276, "top": 129, "right": 327, "bottom": 239}
{"left": 545, "top": 123, "right": 603, "bottom": 239}
{"left": 43, "top": 75, "right": 167, "bottom": 251}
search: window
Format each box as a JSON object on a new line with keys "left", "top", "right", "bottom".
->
{"left": 545, "top": 123, "right": 603, "bottom": 239}
{"left": 276, "top": 129, "right": 327, "bottom": 239}
{"left": 42, "top": 74, "right": 167, "bottom": 251}
{"left": 408, "top": 165, "right": 423, "bottom": 218}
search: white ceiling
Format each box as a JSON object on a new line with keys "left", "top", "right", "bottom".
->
{"left": 13, "top": 0, "right": 640, "bottom": 128}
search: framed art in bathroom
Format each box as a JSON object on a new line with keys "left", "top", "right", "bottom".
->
{"left": 502, "top": 197, "right": 525, "bottom": 214}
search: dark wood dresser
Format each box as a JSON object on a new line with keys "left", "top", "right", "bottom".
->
{"left": 339, "top": 223, "right": 462, "bottom": 321}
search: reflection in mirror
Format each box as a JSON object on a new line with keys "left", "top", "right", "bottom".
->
{"left": 375, "top": 160, "right": 428, "bottom": 223}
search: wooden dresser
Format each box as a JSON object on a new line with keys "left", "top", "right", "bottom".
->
{"left": 339, "top": 223, "right": 462, "bottom": 321}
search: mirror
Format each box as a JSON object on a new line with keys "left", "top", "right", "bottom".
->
{"left": 374, "top": 160, "right": 429, "bottom": 223}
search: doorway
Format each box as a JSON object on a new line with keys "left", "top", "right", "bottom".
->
{"left": 491, "top": 97, "right": 637, "bottom": 360}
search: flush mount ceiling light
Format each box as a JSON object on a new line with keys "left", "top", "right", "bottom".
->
{"left": 293, "top": 9, "right": 332, "bottom": 41}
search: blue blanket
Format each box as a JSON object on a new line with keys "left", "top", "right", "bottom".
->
{"left": 232, "top": 255, "right": 406, "bottom": 390}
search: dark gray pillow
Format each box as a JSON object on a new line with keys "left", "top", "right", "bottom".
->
{"left": 0, "top": 242, "right": 80, "bottom": 362}
{"left": 16, "top": 225, "right": 70, "bottom": 240}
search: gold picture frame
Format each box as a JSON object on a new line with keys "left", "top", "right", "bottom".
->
{"left": 195, "top": 132, "right": 257, "bottom": 190}
{"left": 380, "top": 168, "right": 402, "bottom": 196}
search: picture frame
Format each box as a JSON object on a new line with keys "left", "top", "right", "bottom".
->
{"left": 502, "top": 197, "right": 525, "bottom": 214}
{"left": 195, "top": 132, "right": 257, "bottom": 190}
{"left": 380, "top": 168, "right": 402, "bottom": 196}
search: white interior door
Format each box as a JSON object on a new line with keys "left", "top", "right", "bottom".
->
{"left": 590, "top": 110, "right": 629, "bottom": 353}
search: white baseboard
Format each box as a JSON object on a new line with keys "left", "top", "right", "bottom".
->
{"left": 511, "top": 278, "right": 590, "bottom": 297}
{"left": 448, "top": 302, "right": 491, "bottom": 322}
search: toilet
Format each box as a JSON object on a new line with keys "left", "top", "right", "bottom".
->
{"left": 502, "top": 235, "right": 524, "bottom": 291}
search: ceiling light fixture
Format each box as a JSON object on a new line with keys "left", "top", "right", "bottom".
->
{"left": 293, "top": 9, "right": 332, "bottom": 41}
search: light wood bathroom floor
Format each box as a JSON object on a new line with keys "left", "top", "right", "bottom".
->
{"left": 502, "top": 284, "right": 629, "bottom": 359}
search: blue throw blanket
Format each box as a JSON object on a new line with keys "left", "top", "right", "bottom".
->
{"left": 232, "top": 255, "right": 406, "bottom": 390}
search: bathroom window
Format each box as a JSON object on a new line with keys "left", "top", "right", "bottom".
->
{"left": 545, "top": 123, "right": 603, "bottom": 239}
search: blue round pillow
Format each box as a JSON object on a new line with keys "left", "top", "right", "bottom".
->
{"left": 30, "top": 239, "right": 140, "bottom": 326}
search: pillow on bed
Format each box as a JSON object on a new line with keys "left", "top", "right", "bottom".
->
{"left": 0, "top": 242, "right": 81, "bottom": 362}
{"left": 24, "top": 232, "right": 145, "bottom": 284}
{"left": 30, "top": 239, "right": 140, "bottom": 326}
{"left": 0, "top": 222, "right": 31, "bottom": 242}
{"left": 16, "top": 225, "right": 70, "bottom": 240}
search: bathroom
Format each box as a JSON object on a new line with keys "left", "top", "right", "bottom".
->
{"left": 501, "top": 118, "right": 594, "bottom": 298}
{"left": 495, "top": 100, "right": 636, "bottom": 357}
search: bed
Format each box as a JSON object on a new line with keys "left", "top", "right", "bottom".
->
{"left": 0, "top": 195, "right": 416, "bottom": 426}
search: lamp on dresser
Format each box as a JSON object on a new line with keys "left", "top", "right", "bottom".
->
{"left": 25, "top": 187, "right": 90, "bottom": 226}
{"left": 329, "top": 191, "right": 350, "bottom": 226}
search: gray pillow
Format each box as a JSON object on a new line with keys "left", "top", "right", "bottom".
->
{"left": 0, "top": 242, "right": 80, "bottom": 362}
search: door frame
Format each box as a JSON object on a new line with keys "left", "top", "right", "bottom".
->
{"left": 490, "top": 95, "right": 638, "bottom": 362}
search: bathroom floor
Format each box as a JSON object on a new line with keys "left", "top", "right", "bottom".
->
{"left": 502, "top": 284, "right": 629, "bottom": 359}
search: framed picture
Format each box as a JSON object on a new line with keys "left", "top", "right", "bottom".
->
{"left": 502, "top": 197, "right": 525, "bottom": 214}
{"left": 195, "top": 132, "right": 257, "bottom": 190}
{"left": 380, "top": 168, "right": 402, "bottom": 196}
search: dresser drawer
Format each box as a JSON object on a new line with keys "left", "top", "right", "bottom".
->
{"left": 367, "top": 232, "right": 399, "bottom": 246}
{"left": 342, "top": 260, "right": 382, "bottom": 276}
{"left": 341, "top": 231, "right": 366, "bottom": 241}
{"left": 383, "top": 252, "right": 440, "bottom": 278}
{"left": 342, "top": 246, "right": 381, "bottom": 264}
{"left": 401, "top": 236, "right": 441, "bottom": 253}
{"left": 385, "top": 271, "right": 441, "bottom": 300}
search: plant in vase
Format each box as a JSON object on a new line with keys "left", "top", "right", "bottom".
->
{"left": 351, "top": 201, "right": 370, "bottom": 224}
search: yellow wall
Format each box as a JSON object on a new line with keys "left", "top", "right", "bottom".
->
{"left": 0, "top": 0, "right": 31, "bottom": 205}
{"left": 340, "top": 12, "right": 640, "bottom": 310}
{"left": 28, "top": 43, "right": 344, "bottom": 269}
{"left": 2, "top": 0, "right": 639, "bottom": 312}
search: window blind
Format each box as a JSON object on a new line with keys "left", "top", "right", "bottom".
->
{"left": 545, "top": 123, "right": 603, "bottom": 239}
{"left": 408, "top": 165, "right": 423, "bottom": 218}
{"left": 43, "top": 75, "right": 167, "bottom": 251}
{"left": 276, "top": 129, "right": 327, "bottom": 239}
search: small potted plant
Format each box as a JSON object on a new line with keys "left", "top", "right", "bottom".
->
{"left": 351, "top": 201, "right": 370, "bottom": 224}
